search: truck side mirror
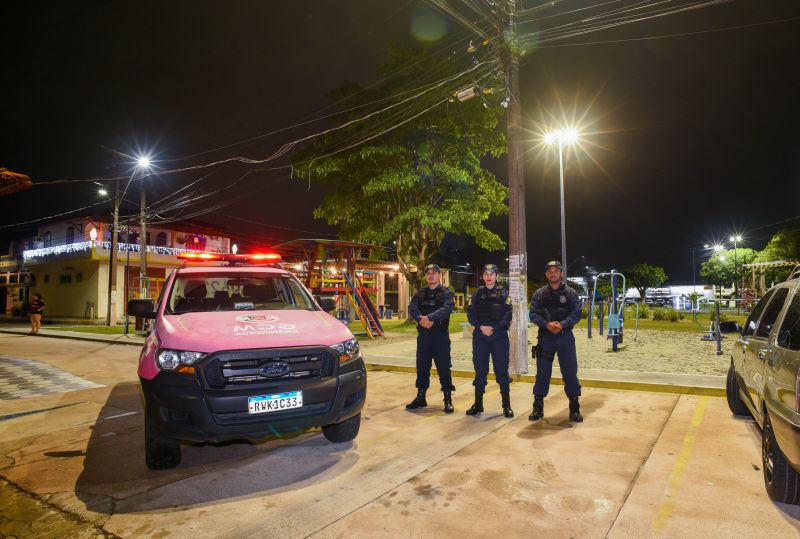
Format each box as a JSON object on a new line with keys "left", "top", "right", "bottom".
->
{"left": 128, "top": 299, "right": 156, "bottom": 319}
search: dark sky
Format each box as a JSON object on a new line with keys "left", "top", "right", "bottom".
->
{"left": 2, "top": 0, "right": 799, "bottom": 282}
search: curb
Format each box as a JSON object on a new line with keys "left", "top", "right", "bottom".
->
{"left": 365, "top": 364, "right": 725, "bottom": 398}
{"left": 0, "top": 329, "right": 144, "bottom": 347}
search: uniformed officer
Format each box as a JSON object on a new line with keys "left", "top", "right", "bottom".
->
{"left": 466, "top": 264, "right": 514, "bottom": 418}
{"left": 406, "top": 264, "right": 456, "bottom": 413}
{"left": 528, "top": 260, "right": 584, "bottom": 422}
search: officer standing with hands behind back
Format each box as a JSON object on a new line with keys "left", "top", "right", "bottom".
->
{"left": 466, "top": 264, "right": 514, "bottom": 418}
{"left": 529, "top": 261, "right": 584, "bottom": 422}
{"left": 406, "top": 264, "right": 456, "bottom": 413}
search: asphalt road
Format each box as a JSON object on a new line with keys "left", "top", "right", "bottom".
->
{"left": 0, "top": 333, "right": 798, "bottom": 538}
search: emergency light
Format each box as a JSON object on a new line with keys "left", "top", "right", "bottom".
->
{"left": 177, "top": 252, "right": 282, "bottom": 264}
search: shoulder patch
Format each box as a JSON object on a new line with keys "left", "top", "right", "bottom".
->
{"left": 506, "top": 296, "right": 512, "bottom": 305}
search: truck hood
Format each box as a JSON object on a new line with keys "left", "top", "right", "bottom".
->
{"left": 156, "top": 309, "right": 354, "bottom": 353}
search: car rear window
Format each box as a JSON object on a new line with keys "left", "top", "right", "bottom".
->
{"left": 166, "top": 273, "right": 316, "bottom": 314}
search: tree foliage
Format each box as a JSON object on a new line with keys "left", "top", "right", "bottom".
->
{"left": 699, "top": 248, "right": 757, "bottom": 287}
{"left": 626, "top": 263, "right": 668, "bottom": 301}
{"left": 754, "top": 229, "right": 800, "bottom": 283}
{"left": 295, "top": 45, "right": 507, "bottom": 294}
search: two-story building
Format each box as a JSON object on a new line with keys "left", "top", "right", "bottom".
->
{"left": 6, "top": 216, "right": 232, "bottom": 321}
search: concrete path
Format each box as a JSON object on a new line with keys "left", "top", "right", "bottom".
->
{"left": 0, "top": 334, "right": 798, "bottom": 538}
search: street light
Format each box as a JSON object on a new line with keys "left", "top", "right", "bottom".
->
{"left": 545, "top": 127, "right": 581, "bottom": 279}
{"left": 137, "top": 155, "right": 153, "bottom": 302}
{"left": 729, "top": 234, "right": 743, "bottom": 313}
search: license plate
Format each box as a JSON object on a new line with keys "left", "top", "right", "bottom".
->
{"left": 248, "top": 391, "right": 303, "bottom": 414}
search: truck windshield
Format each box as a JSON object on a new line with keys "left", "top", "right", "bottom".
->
{"left": 166, "top": 273, "right": 317, "bottom": 314}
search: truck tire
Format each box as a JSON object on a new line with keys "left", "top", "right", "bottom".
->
{"left": 322, "top": 413, "right": 361, "bottom": 443}
{"left": 762, "top": 413, "right": 800, "bottom": 504}
{"left": 726, "top": 363, "right": 750, "bottom": 417}
{"left": 145, "top": 415, "right": 182, "bottom": 470}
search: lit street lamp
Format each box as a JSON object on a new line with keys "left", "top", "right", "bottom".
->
{"left": 545, "top": 127, "right": 580, "bottom": 280}
{"left": 730, "top": 234, "right": 743, "bottom": 313}
{"left": 137, "top": 155, "right": 153, "bottom": 302}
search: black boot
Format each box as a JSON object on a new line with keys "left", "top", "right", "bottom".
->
{"left": 443, "top": 391, "right": 454, "bottom": 414}
{"left": 569, "top": 396, "right": 584, "bottom": 423}
{"left": 528, "top": 395, "right": 544, "bottom": 421}
{"left": 501, "top": 391, "right": 514, "bottom": 418}
{"left": 406, "top": 389, "right": 427, "bottom": 410}
{"left": 465, "top": 388, "right": 484, "bottom": 416}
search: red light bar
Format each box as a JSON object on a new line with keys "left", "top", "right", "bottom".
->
{"left": 248, "top": 253, "right": 281, "bottom": 261}
{"left": 178, "top": 252, "right": 223, "bottom": 261}
{"left": 177, "top": 252, "right": 281, "bottom": 263}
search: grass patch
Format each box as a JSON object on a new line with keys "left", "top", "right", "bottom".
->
{"left": 350, "top": 312, "right": 470, "bottom": 338}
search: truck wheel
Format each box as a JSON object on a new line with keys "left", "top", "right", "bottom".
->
{"left": 145, "top": 415, "right": 181, "bottom": 470}
{"left": 322, "top": 413, "right": 361, "bottom": 443}
{"left": 762, "top": 413, "right": 800, "bottom": 504}
{"left": 726, "top": 364, "right": 750, "bottom": 417}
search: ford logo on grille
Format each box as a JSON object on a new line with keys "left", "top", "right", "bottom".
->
{"left": 259, "top": 361, "right": 290, "bottom": 378}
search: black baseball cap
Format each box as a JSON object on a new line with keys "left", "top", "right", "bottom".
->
{"left": 482, "top": 264, "right": 499, "bottom": 274}
{"left": 545, "top": 260, "right": 563, "bottom": 270}
{"left": 424, "top": 264, "right": 441, "bottom": 273}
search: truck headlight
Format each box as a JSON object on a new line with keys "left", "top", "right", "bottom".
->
{"left": 331, "top": 338, "right": 360, "bottom": 364}
{"left": 157, "top": 349, "right": 206, "bottom": 371}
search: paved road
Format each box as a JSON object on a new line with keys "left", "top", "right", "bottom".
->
{"left": 0, "top": 333, "right": 798, "bottom": 538}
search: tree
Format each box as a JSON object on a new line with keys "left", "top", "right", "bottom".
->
{"left": 754, "top": 229, "right": 800, "bottom": 284}
{"left": 626, "top": 263, "right": 668, "bottom": 301}
{"left": 699, "top": 248, "right": 757, "bottom": 288}
{"left": 296, "top": 46, "right": 508, "bottom": 298}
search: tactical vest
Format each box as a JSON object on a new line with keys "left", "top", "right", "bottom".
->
{"left": 417, "top": 287, "right": 446, "bottom": 316}
{"left": 539, "top": 286, "right": 571, "bottom": 322}
{"left": 473, "top": 286, "right": 505, "bottom": 323}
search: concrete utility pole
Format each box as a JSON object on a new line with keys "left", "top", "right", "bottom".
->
{"left": 504, "top": 0, "right": 529, "bottom": 375}
{"left": 105, "top": 180, "right": 120, "bottom": 325}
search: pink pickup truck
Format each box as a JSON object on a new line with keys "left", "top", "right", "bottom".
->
{"left": 128, "top": 254, "right": 366, "bottom": 469}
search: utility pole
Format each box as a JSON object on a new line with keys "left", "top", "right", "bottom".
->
{"left": 105, "top": 180, "right": 120, "bottom": 325}
{"left": 505, "top": 0, "right": 528, "bottom": 375}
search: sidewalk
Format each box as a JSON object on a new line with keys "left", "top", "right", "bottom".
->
{"left": 0, "top": 325, "right": 725, "bottom": 396}
{"left": 0, "top": 325, "right": 145, "bottom": 346}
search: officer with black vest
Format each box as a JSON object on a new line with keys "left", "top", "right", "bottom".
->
{"left": 466, "top": 264, "right": 514, "bottom": 418}
{"left": 529, "top": 260, "right": 583, "bottom": 422}
{"left": 406, "top": 264, "right": 456, "bottom": 413}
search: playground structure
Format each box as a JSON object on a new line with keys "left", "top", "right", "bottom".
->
{"left": 274, "top": 239, "right": 449, "bottom": 338}
{"left": 588, "top": 271, "right": 639, "bottom": 351}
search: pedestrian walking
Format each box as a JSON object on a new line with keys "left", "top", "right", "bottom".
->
{"left": 30, "top": 293, "right": 45, "bottom": 335}
{"left": 529, "top": 261, "right": 583, "bottom": 422}
{"left": 465, "top": 264, "right": 513, "bottom": 417}
{"left": 406, "top": 264, "right": 456, "bottom": 413}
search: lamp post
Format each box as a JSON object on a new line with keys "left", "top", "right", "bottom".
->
{"left": 545, "top": 128, "right": 580, "bottom": 280}
{"left": 137, "top": 155, "right": 152, "bottom": 301}
{"left": 730, "top": 234, "right": 743, "bottom": 313}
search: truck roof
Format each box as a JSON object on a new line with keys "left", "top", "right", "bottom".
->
{"left": 175, "top": 265, "right": 289, "bottom": 275}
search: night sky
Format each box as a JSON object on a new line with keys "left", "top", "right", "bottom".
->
{"left": 2, "top": 1, "right": 799, "bottom": 282}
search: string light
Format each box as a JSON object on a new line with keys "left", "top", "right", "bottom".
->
{"left": 23, "top": 241, "right": 212, "bottom": 261}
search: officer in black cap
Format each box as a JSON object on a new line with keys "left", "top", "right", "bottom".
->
{"left": 529, "top": 260, "right": 584, "bottom": 422}
{"left": 465, "top": 263, "right": 514, "bottom": 417}
{"left": 406, "top": 263, "right": 456, "bottom": 413}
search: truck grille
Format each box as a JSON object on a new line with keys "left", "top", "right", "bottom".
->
{"left": 200, "top": 347, "right": 335, "bottom": 390}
